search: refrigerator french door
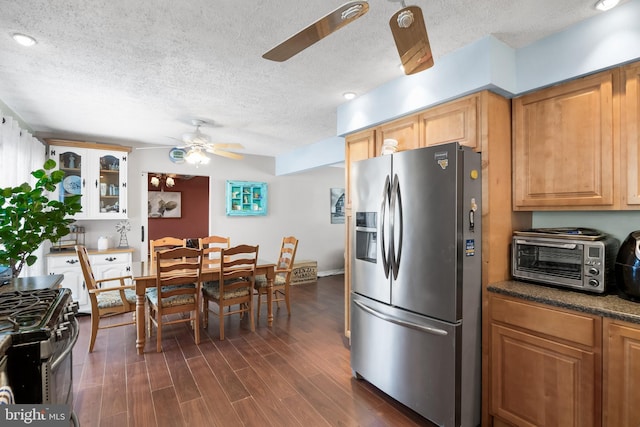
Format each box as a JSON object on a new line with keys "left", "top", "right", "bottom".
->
{"left": 350, "top": 142, "right": 482, "bottom": 427}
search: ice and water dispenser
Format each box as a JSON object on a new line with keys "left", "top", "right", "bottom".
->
{"left": 355, "top": 212, "right": 377, "bottom": 263}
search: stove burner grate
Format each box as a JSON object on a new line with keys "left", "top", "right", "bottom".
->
{"left": 0, "top": 289, "right": 64, "bottom": 332}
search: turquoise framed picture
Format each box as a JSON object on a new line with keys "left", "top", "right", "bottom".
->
{"left": 226, "top": 180, "right": 267, "bottom": 216}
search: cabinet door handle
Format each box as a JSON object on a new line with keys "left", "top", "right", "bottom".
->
{"left": 105, "top": 257, "right": 117, "bottom": 262}
{"left": 66, "top": 259, "right": 79, "bottom": 265}
{"left": 95, "top": 179, "right": 98, "bottom": 188}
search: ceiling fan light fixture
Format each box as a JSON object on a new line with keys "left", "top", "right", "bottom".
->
{"left": 185, "top": 148, "right": 210, "bottom": 166}
{"left": 150, "top": 174, "right": 177, "bottom": 190}
{"left": 594, "top": 0, "right": 619, "bottom": 11}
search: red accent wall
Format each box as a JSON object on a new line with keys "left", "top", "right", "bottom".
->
{"left": 148, "top": 175, "right": 209, "bottom": 245}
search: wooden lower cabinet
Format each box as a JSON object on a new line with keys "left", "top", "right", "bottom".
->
{"left": 603, "top": 318, "right": 640, "bottom": 426}
{"left": 489, "top": 294, "right": 601, "bottom": 427}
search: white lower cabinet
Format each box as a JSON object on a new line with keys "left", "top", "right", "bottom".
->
{"left": 47, "top": 254, "right": 88, "bottom": 310}
{"left": 90, "top": 252, "right": 132, "bottom": 281}
{"left": 47, "top": 249, "right": 132, "bottom": 313}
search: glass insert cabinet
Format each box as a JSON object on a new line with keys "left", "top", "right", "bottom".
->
{"left": 226, "top": 180, "right": 267, "bottom": 216}
{"left": 47, "top": 139, "right": 130, "bottom": 219}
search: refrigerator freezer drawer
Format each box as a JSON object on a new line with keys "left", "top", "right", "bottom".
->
{"left": 351, "top": 294, "right": 462, "bottom": 426}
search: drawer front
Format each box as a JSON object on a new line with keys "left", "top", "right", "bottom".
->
{"left": 89, "top": 253, "right": 130, "bottom": 266}
{"left": 490, "top": 295, "right": 598, "bottom": 347}
{"left": 47, "top": 255, "right": 81, "bottom": 269}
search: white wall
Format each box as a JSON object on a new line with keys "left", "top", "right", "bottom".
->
{"left": 83, "top": 146, "right": 346, "bottom": 274}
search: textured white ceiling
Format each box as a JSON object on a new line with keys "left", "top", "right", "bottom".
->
{"left": 0, "top": 0, "right": 614, "bottom": 157}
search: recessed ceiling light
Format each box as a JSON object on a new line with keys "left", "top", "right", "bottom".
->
{"left": 594, "top": 0, "right": 620, "bottom": 11}
{"left": 343, "top": 92, "right": 357, "bottom": 100}
{"left": 11, "top": 33, "right": 37, "bottom": 47}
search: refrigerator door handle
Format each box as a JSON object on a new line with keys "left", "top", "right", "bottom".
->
{"left": 381, "top": 175, "right": 391, "bottom": 278}
{"left": 354, "top": 300, "right": 448, "bottom": 336}
{"left": 389, "top": 174, "right": 403, "bottom": 280}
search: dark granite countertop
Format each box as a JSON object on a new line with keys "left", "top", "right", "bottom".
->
{"left": 0, "top": 274, "right": 64, "bottom": 294}
{"left": 488, "top": 280, "right": 640, "bottom": 325}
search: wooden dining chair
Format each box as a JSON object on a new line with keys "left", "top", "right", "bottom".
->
{"left": 198, "top": 235, "right": 230, "bottom": 269}
{"left": 146, "top": 247, "right": 203, "bottom": 352}
{"left": 149, "top": 237, "right": 186, "bottom": 262}
{"left": 255, "top": 236, "right": 298, "bottom": 319}
{"left": 202, "top": 244, "right": 258, "bottom": 340}
{"left": 75, "top": 245, "right": 136, "bottom": 353}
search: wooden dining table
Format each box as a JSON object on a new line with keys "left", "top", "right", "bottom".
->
{"left": 131, "top": 259, "right": 276, "bottom": 355}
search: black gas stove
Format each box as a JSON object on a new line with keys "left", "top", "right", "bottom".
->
{"left": 0, "top": 288, "right": 74, "bottom": 342}
{"left": 0, "top": 287, "right": 79, "bottom": 422}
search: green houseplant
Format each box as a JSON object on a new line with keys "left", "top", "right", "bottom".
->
{"left": 0, "top": 159, "right": 82, "bottom": 278}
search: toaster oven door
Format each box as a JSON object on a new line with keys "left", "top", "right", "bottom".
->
{"left": 513, "top": 238, "right": 584, "bottom": 284}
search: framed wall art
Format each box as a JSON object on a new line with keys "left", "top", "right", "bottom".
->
{"left": 226, "top": 181, "right": 267, "bottom": 216}
{"left": 330, "top": 188, "right": 345, "bottom": 224}
{"left": 148, "top": 191, "right": 182, "bottom": 218}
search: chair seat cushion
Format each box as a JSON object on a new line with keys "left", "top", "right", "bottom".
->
{"left": 254, "top": 273, "right": 286, "bottom": 288}
{"left": 202, "top": 281, "right": 251, "bottom": 299}
{"left": 97, "top": 288, "right": 137, "bottom": 309}
{"left": 146, "top": 284, "right": 196, "bottom": 308}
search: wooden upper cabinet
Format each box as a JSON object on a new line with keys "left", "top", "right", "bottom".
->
{"left": 622, "top": 62, "right": 640, "bottom": 208}
{"left": 375, "top": 115, "right": 420, "bottom": 155}
{"left": 419, "top": 93, "right": 479, "bottom": 149}
{"left": 512, "top": 69, "right": 617, "bottom": 210}
{"left": 344, "top": 128, "right": 375, "bottom": 338}
{"left": 345, "top": 129, "right": 375, "bottom": 208}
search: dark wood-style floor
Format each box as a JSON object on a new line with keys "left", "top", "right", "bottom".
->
{"left": 72, "top": 274, "right": 435, "bottom": 426}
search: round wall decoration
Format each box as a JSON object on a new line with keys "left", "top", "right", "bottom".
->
{"left": 169, "top": 147, "right": 187, "bottom": 164}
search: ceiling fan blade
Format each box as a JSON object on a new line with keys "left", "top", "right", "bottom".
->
{"left": 209, "top": 148, "right": 244, "bottom": 160}
{"left": 135, "top": 146, "right": 171, "bottom": 150}
{"left": 262, "top": 1, "right": 369, "bottom": 62}
{"left": 389, "top": 5, "right": 434, "bottom": 75}
{"left": 212, "top": 143, "right": 244, "bottom": 150}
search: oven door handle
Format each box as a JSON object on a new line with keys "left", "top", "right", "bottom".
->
{"left": 51, "top": 317, "right": 79, "bottom": 371}
{"left": 514, "top": 239, "right": 578, "bottom": 249}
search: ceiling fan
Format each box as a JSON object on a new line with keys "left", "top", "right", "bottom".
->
{"left": 262, "top": 0, "right": 433, "bottom": 75}
{"left": 137, "top": 119, "right": 244, "bottom": 164}
{"left": 175, "top": 119, "right": 245, "bottom": 161}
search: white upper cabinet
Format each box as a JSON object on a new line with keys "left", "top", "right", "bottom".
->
{"left": 47, "top": 140, "right": 130, "bottom": 219}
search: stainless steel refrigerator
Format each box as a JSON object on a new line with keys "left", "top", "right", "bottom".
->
{"left": 350, "top": 142, "right": 481, "bottom": 427}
